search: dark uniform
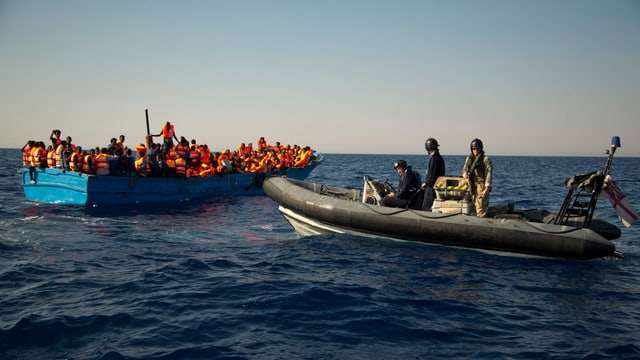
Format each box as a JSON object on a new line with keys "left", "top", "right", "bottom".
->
{"left": 381, "top": 160, "right": 420, "bottom": 208}
{"left": 422, "top": 138, "right": 446, "bottom": 211}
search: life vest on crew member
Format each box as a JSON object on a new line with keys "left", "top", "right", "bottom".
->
{"left": 94, "top": 153, "right": 109, "bottom": 175}
{"left": 175, "top": 157, "right": 186, "bottom": 176}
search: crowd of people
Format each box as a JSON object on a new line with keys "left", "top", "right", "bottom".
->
{"left": 21, "top": 123, "right": 317, "bottom": 180}
{"left": 23, "top": 126, "right": 493, "bottom": 216}
{"left": 380, "top": 137, "right": 492, "bottom": 217}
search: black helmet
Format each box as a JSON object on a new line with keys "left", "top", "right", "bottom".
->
{"left": 425, "top": 138, "right": 439, "bottom": 151}
{"left": 470, "top": 138, "right": 484, "bottom": 151}
{"left": 393, "top": 160, "right": 407, "bottom": 170}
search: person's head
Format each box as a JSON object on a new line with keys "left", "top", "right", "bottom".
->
{"left": 470, "top": 138, "right": 484, "bottom": 155}
{"left": 425, "top": 138, "right": 439, "bottom": 153}
{"left": 393, "top": 159, "right": 408, "bottom": 173}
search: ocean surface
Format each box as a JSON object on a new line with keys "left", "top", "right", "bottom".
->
{"left": 1, "top": 148, "right": 639, "bottom": 360}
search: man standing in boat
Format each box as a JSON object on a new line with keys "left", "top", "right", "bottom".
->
{"left": 381, "top": 160, "right": 420, "bottom": 208}
{"left": 153, "top": 121, "right": 179, "bottom": 152}
{"left": 462, "top": 139, "right": 492, "bottom": 217}
{"left": 422, "top": 138, "right": 446, "bottom": 211}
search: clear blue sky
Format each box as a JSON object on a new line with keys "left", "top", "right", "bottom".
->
{"left": 1, "top": 0, "right": 639, "bottom": 155}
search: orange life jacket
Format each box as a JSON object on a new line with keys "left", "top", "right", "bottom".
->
{"left": 69, "top": 153, "right": 80, "bottom": 171}
{"left": 175, "top": 157, "right": 186, "bottom": 176}
{"left": 94, "top": 153, "right": 109, "bottom": 174}
{"left": 55, "top": 144, "right": 66, "bottom": 168}
{"left": 22, "top": 145, "right": 32, "bottom": 165}
{"left": 47, "top": 149, "right": 55, "bottom": 168}
{"left": 189, "top": 148, "right": 200, "bottom": 165}
{"left": 83, "top": 154, "right": 94, "bottom": 173}
{"left": 257, "top": 138, "right": 268, "bottom": 151}
{"left": 175, "top": 143, "right": 188, "bottom": 158}
{"left": 162, "top": 124, "right": 175, "bottom": 139}
{"left": 135, "top": 157, "right": 149, "bottom": 176}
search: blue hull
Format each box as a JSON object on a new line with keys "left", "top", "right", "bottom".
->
{"left": 20, "top": 158, "right": 322, "bottom": 206}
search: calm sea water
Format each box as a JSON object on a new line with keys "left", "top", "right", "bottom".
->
{"left": 1, "top": 148, "right": 639, "bottom": 360}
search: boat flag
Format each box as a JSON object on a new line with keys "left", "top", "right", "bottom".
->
{"left": 601, "top": 175, "right": 637, "bottom": 228}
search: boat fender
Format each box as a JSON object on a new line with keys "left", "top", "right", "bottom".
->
{"left": 254, "top": 172, "right": 267, "bottom": 188}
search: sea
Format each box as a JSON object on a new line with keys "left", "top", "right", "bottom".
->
{"left": 1, "top": 148, "right": 639, "bottom": 360}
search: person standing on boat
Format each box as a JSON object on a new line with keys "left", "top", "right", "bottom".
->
{"left": 381, "top": 160, "right": 420, "bottom": 208}
{"left": 422, "top": 138, "right": 446, "bottom": 211}
{"left": 153, "top": 121, "right": 179, "bottom": 151}
{"left": 462, "top": 139, "right": 492, "bottom": 217}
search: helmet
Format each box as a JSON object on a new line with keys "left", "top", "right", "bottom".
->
{"left": 470, "top": 138, "right": 484, "bottom": 152}
{"left": 425, "top": 138, "right": 439, "bottom": 151}
{"left": 393, "top": 159, "right": 407, "bottom": 170}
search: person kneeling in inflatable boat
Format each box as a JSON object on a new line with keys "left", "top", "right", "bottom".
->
{"left": 380, "top": 160, "right": 421, "bottom": 208}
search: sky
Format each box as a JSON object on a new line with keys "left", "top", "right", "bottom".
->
{"left": 1, "top": 0, "right": 639, "bottom": 156}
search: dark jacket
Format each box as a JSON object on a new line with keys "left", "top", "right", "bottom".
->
{"left": 425, "top": 150, "right": 445, "bottom": 188}
{"left": 396, "top": 166, "right": 420, "bottom": 199}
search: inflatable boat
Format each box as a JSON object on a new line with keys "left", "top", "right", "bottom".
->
{"left": 263, "top": 138, "right": 634, "bottom": 260}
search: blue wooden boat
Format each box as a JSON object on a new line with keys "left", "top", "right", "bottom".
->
{"left": 20, "top": 156, "right": 323, "bottom": 206}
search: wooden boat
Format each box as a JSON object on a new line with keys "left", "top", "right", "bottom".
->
{"left": 263, "top": 138, "right": 634, "bottom": 260}
{"left": 20, "top": 156, "right": 323, "bottom": 206}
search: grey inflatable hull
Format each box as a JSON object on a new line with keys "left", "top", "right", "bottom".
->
{"left": 263, "top": 177, "right": 617, "bottom": 260}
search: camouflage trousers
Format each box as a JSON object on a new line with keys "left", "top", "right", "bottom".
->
{"left": 473, "top": 183, "right": 490, "bottom": 217}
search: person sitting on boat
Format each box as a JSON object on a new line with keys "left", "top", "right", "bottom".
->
{"left": 107, "top": 137, "right": 118, "bottom": 154}
{"left": 380, "top": 160, "right": 420, "bottom": 208}
{"left": 257, "top": 137, "right": 269, "bottom": 152}
{"left": 94, "top": 148, "right": 110, "bottom": 176}
{"left": 175, "top": 154, "right": 187, "bottom": 177}
{"left": 30, "top": 141, "right": 47, "bottom": 170}
{"left": 462, "top": 138, "right": 493, "bottom": 217}
{"left": 422, "top": 138, "right": 446, "bottom": 211}
{"left": 153, "top": 121, "right": 179, "bottom": 151}
{"left": 69, "top": 146, "right": 84, "bottom": 172}
{"left": 22, "top": 140, "right": 34, "bottom": 166}
{"left": 83, "top": 149, "right": 95, "bottom": 175}
{"left": 27, "top": 141, "right": 46, "bottom": 183}
{"left": 134, "top": 146, "right": 150, "bottom": 177}
{"left": 116, "top": 134, "right": 126, "bottom": 154}
{"left": 54, "top": 141, "right": 70, "bottom": 169}
{"left": 175, "top": 137, "right": 189, "bottom": 161}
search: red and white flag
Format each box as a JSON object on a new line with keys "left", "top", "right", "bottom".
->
{"left": 602, "top": 175, "right": 637, "bottom": 228}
